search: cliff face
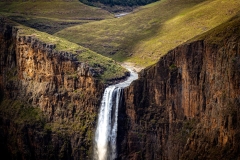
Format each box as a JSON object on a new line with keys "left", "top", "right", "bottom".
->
{"left": 119, "top": 21, "right": 240, "bottom": 159}
{"left": 0, "top": 19, "right": 104, "bottom": 159}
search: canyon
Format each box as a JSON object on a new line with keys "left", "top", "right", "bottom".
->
{"left": 1, "top": 14, "right": 240, "bottom": 160}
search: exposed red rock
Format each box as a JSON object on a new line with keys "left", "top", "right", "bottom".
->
{"left": 0, "top": 18, "right": 104, "bottom": 159}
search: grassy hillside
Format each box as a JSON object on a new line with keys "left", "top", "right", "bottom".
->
{"left": 192, "top": 14, "right": 240, "bottom": 46}
{"left": 55, "top": 0, "right": 240, "bottom": 67}
{"left": 11, "top": 20, "right": 127, "bottom": 82}
{"left": 0, "top": 0, "right": 113, "bottom": 34}
{"left": 0, "top": 0, "right": 112, "bottom": 19}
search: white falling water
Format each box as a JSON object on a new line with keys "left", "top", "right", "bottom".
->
{"left": 94, "top": 67, "right": 138, "bottom": 160}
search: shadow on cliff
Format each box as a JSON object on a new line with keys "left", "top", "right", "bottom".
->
{"left": 117, "top": 12, "right": 240, "bottom": 159}
{"left": 118, "top": 0, "right": 207, "bottom": 62}
{"left": 0, "top": 87, "right": 3, "bottom": 103}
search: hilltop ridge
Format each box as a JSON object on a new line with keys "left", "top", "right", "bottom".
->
{"left": 55, "top": 0, "right": 240, "bottom": 67}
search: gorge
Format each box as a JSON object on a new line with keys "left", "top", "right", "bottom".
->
{"left": 1, "top": 4, "right": 240, "bottom": 160}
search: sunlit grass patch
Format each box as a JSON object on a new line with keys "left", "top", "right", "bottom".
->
{"left": 55, "top": 0, "right": 240, "bottom": 67}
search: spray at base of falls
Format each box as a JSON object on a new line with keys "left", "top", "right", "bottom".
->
{"left": 94, "top": 67, "right": 138, "bottom": 160}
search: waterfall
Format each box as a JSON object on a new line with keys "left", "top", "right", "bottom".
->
{"left": 94, "top": 86, "right": 122, "bottom": 160}
{"left": 94, "top": 67, "right": 138, "bottom": 160}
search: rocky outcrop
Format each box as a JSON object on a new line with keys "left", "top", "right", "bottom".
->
{"left": 119, "top": 18, "right": 240, "bottom": 159}
{"left": 0, "top": 18, "right": 104, "bottom": 159}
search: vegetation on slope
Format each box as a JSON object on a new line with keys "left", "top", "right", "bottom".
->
{"left": 14, "top": 21, "right": 127, "bottom": 82}
{"left": 55, "top": 0, "right": 240, "bottom": 67}
{"left": 0, "top": 99, "right": 43, "bottom": 125}
{"left": 0, "top": 0, "right": 113, "bottom": 34}
{"left": 192, "top": 13, "right": 240, "bottom": 45}
{"left": 0, "top": 93, "right": 96, "bottom": 159}
{"left": 0, "top": 0, "right": 112, "bottom": 19}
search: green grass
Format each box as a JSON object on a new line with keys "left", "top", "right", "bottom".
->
{"left": 0, "top": 0, "right": 127, "bottom": 81}
{"left": 2, "top": 0, "right": 240, "bottom": 70}
{"left": 55, "top": 0, "right": 240, "bottom": 67}
{"left": 0, "top": 0, "right": 113, "bottom": 34}
{"left": 9, "top": 20, "right": 127, "bottom": 82}
{"left": 192, "top": 13, "right": 240, "bottom": 45}
{"left": 0, "top": 12, "right": 93, "bottom": 34}
{"left": 0, "top": 0, "right": 113, "bottom": 20}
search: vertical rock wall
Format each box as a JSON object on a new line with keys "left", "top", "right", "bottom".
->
{"left": 119, "top": 26, "right": 240, "bottom": 159}
{"left": 0, "top": 18, "right": 104, "bottom": 159}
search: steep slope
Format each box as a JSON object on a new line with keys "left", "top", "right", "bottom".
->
{"left": 118, "top": 14, "right": 240, "bottom": 160}
{"left": 0, "top": 18, "right": 126, "bottom": 159}
{"left": 55, "top": 0, "right": 240, "bottom": 67}
{"left": 0, "top": 0, "right": 113, "bottom": 34}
